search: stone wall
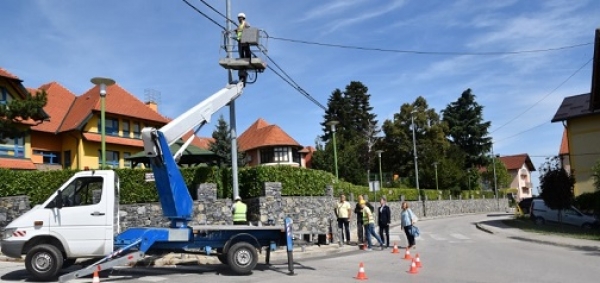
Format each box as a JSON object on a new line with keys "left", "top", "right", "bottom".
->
{"left": 0, "top": 196, "right": 30, "bottom": 230}
{"left": 0, "top": 183, "right": 509, "bottom": 243}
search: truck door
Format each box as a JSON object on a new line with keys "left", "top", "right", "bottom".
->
{"left": 49, "top": 176, "right": 109, "bottom": 257}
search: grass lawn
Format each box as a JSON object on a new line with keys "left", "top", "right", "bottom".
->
{"left": 502, "top": 217, "right": 600, "bottom": 241}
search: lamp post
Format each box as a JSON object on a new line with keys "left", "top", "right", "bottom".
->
{"left": 410, "top": 110, "right": 420, "bottom": 198}
{"left": 376, "top": 150, "right": 383, "bottom": 201}
{"left": 326, "top": 120, "right": 339, "bottom": 181}
{"left": 433, "top": 162, "right": 439, "bottom": 193}
{"left": 91, "top": 77, "right": 116, "bottom": 168}
{"left": 492, "top": 144, "right": 499, "bottom": 209}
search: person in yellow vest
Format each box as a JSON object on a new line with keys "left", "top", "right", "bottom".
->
{"left": 360, "top": 200, "right": 385, "bottom": 251}
{"left": 232, "top": 196, "right": 248, "bottom": 225}
{"left": 236, "top": 12, "right": 251, "bottom": 59}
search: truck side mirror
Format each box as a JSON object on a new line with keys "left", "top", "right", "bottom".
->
{"left": 55, "top": 190, "right": 64, "bottom": 209}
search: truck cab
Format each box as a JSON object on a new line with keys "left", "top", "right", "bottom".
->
{"left": 1, "top": 170, "right": 118, "bottom": 279}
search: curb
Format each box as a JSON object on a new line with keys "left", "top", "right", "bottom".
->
{"left": 475, "top": 223, "right": 494, "bottom": 234}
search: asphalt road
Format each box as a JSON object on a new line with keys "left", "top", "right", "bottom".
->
{"left": 1, "top": 214, "right": 599, "bottom": 283}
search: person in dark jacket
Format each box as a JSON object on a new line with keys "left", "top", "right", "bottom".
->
{"left": 377, "top": 196, "right": 391, "bottom": 247}
{"left": 354, "top": 194, "right": 374, "bottom": 244}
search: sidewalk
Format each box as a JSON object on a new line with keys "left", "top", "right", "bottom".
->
{"left": 475, "top": 219, "right": 600, "bottom": 251}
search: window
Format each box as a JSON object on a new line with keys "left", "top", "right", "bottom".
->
{"left": 260, "top": 149, "right": 274, "bottom": 164}
{"left": 63, "top": 151, "right": 71, "bottom": 169}
{"left": 50, "top": 176, "right": 104, "bottom": 208}
{"left": 34, "top": 150, "right": 61, "bottom": 164}
{"left": 274, "top": 147, "right": 289, "bottom": 162}
{"left": 97, "top": 117, "right": 119, "bottom": 136}
{"left": 0, "top": 87, "right": 7, "bottom": 106}
{"left": 122, "top": 120, "right": 130, "bottom": 138}
{"left": 98, "top": 150, "right": 120, "bottom": 168}
{"left": 133, "top": 122, "right": 141, "bottom": 138}
{"left": 260, "top": 147, "right": 289, "bottom": 164}
{"left": 292, "top": 148, "right": 301, "bottom": 165}
{"left": 0, "top": 137, "right": 25, "bottom": 157}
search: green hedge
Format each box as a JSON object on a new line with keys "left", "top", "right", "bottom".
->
{"left": 0, "top": 167, "right": 501, "bottom": 205}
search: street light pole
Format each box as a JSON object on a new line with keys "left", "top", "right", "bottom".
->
{"left": 376, "top": 150, "right": 383, "bottom": 201}
{"left": 326, "top": 120, "right": 339, "bottom": 181}
{"left": 411, "top": 110, "right": 420, "bottom": 198}
{"left": 492, "top": 144, "right": 499, "bottom": 209}
{"left": 91, "top": 77, "right": 116, "bottom": 169}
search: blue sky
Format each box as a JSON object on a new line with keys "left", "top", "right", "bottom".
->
{"left": 1, "top": 0, "right": 599, "bottom": 191}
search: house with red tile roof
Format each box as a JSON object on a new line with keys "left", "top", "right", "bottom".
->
{"left": 498, "top": 153, "right": 536, "bottom": 200}
{"left": 0, "top": 68, "right": 49, "bottom": 169}
{"left": 551, "top": 29, "right": 600, "bottom": 196}
{"left": 238, "top": 119, "right": 307, "bottom": 167}
{"left": 0, "top": 67, "right": 179, "bottom": 170}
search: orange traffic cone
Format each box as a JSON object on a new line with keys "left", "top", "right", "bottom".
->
{"left": 92, "top": 270, "right": 100, "bottom": 283}
{"left": 391, "top": 242, "right": 400, "bottom": 254}
{"left": 403, "top": 247, "right": 412, "bottom": 260}
{"left": 408, "top": 259, "right": 419, "bottom": 274}
{"left": 415, "top": 253, "right": 422, "bottom": 268}
{"left": 354, "top": 262, "right": 368, "bottom": 280}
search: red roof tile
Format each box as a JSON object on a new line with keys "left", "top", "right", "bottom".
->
{"left": 59, "top": 83, "right": 169, "bottom": 132}
{"left": 0, "top": 158, "right": 36, "bottom": 170}
{"left": 30, "top": 82, "right": 77, "bottom": 133}
{"left": 0, "top": 67, "right": 21, "bottom": 81}
{"left": 238, "top": 118, "right": 301, "bottom": 151}
{"left": 498, "top": 154, "right": 536, "bottom": 171}
{"left": 559, "top": 129, "right": 569, "bottom": 155}
{"left": 83, "top": 133, "right": 143, "bottom": 147}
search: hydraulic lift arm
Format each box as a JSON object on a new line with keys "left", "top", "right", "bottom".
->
{"left": 141, "top": 81, "right": 244, "bottom": 227}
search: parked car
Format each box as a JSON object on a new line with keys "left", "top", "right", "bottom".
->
{"left": 530, "top": 199, "right": 599, "bottom": 229}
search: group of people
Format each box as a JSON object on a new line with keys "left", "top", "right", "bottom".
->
{"left": 335, "top": 194, "right": 418, "bottom": 251}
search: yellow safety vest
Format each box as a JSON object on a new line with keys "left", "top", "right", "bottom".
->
{"left": 237, "top": 21, "right": 246, "bottom": 41}
{"left": 233, "top": 202, "right": 247, "bottom": 222}
{"left": 362, "top": 206, "right": 374, "bottom": 224}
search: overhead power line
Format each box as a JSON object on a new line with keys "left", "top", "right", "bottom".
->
{"left": 268, "top": 36, "right": 592, "bottom": 56}
{"left": 491, "top": 58, "right": 593, "bottom": 134}
{"left": 181, "top": 0, "right": 227, "bottom": 30}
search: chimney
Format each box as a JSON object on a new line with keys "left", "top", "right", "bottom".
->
{"left": 145, "top": 101, "right": 158, "bottom": 112}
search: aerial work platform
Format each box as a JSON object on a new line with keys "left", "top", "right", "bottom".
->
{"left": 219, "top": 57, "right": 266, "bottom": 70}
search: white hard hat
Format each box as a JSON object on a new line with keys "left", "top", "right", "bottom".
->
{"left": 235, "top": 196, "right": 241, "bottom": 201}
{"left": 238, "top": 13, "right": 246, "bottom": 19}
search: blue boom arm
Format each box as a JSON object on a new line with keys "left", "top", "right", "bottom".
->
{"left": 141, "top": 82, "right": 244, "bottom": 227}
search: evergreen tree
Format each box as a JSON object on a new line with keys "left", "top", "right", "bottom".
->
{"left": 442, "top": 88, "right": 492, "bottom": 169}
{"left": 0, "top": 90, "right": 48, "bottom": 142}
{"left": 316, "top": 81, "right": 378, "bottom": 185}
{"left": 208, "top": 115, "right": 246, "bottom": 167}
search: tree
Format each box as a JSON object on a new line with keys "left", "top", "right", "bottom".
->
{"left": 380, "top": 96, "right": 454, "bottom": 190}
{"left": 208, "top": 115, "right": 246, "bottom": 167}
{"left": 539, "top": 156, "right": 575, "bottom": 224}
{"left": 316, "top": 81, "right": 378, "bottom": 185}
{"left": 480, "top": 157, "right": 511, "bottom": 193}
{"left": 0, "top": 90, "right": 48, "bottom": 142}
{"left": 442, "top": 89, "right": 492, "bottom": 169}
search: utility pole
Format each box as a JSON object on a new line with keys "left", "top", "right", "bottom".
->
{"left": 225, "top": 0, "right": 240, "bottom": 199}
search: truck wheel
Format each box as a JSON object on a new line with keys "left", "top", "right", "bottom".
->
{"left": 227, "top": 242, "right": 258, "bottom": 275}
{"left": 25, "top": 244, "right": 64, "bottom": 281}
